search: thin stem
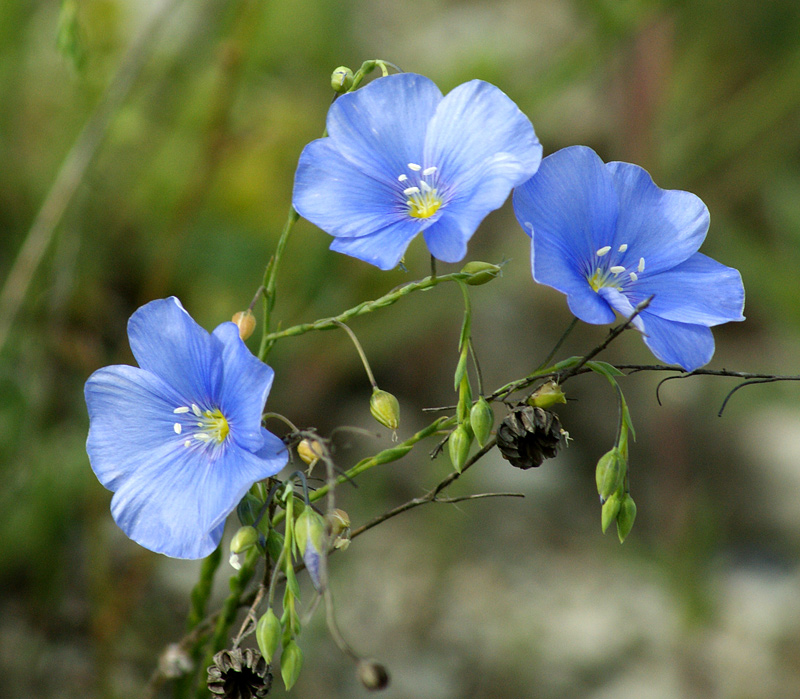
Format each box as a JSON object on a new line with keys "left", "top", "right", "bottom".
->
{"left": 538, "top": 317, "right": 578, "bottom": 370}
{"left": 333, "top": 321, "right": 377, "bottom": 389}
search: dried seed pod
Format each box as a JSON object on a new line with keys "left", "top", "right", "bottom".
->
{"left": 207, "top": 648, "right": 272, "bottom": 698}
{"left": 496, "top": 405, "right": 564, "bottom": 470}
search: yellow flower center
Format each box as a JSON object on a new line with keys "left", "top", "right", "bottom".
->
{"left": 398, "top": 162, "right": 442, "bottom": 220}
{"left": 173, "top": 403, "right": 230, "bottom": 447}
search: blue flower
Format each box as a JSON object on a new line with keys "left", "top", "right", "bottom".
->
{"left": 513, "top": 146, "right": 745, "bottom": 371}
{"left": 293, "top": 73, "right": 542, "bottom": 270}
{"left": 84, "top": 298, "right": 287, "bottom": 559}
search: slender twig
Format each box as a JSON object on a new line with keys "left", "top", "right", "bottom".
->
{"left": 538, "top": 317, "right": 579, "bottom": 371}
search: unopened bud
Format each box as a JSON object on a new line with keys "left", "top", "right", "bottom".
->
{"left": 295, "top": 508, "right": 327, "bottom": 590}
{"left": 370, "top": 388, "right": 400, "bottom": 431}
{"left": 229, "top": 525, "right": 258, "bottom": 569}
{"left": 616, "top": 494, "right": 637, "bottom": 543}
{"left": 357, "top": 659, "right": 390, "bottom": 691}
{"left": 470, "top": 397, "right": 494, "bottom": 447}
{"left": 448, "top": 424, "right": 472, "bottom": 473}
{"left": 460, "top": 261, "right": 502, "bottom": 285}
{"left": 595, "top": 448, "right": 623, "bottom": 501}
{"left": 297, "top": 438, "right": 323, "bottom": 468}
{"left": 326, "top": 508, "right": 351, "bottom": 550}
{"left": 528, "top": 380, "right": 566, "bottom": 409}
{"left": 232, "top": 310, "right": 256, "bottom": 341}
{"left": 255, "top": 608, "right": 281, "bottom": 664}
{"left": 280, "top": 640, "right": 303, "bottom": 691}
{"left": 601, "top": 493, "right": 621, "bottom": 533}
{"left": 331, "top": 66, "right": 354, "bottom": 93}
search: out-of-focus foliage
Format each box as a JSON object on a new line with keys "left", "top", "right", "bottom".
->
{"left": 3, "top": 0, "right": 800, "bottom": 697}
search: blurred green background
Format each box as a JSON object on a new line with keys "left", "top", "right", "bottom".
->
{"left": 3, "top": 0, "right": 800, "bottom": 697}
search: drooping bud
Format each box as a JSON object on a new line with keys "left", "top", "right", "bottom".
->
{"left": 528, "top": 380, "right": 567, "bottom": 409}
{"left": 616, "top": 494, "right": 637, "bottom": 543}
{"left": 326, "top": 508, "right": 351, "bottom": 550}
{"left": 601, "top": 492, "right": 621, "bottom": 533}
{"left": 470, "top": 397, "right": 494, "bottom": 447}
{"left": 448, "top": 424, "right": 472, "bottom": 473}
{"left": 294, "top": 508, "right": 327, "bottom": 590}
{"left": 370, "top": 388, "right": 400, "bottom": 431}
{"left": 255, "top": 608, "right": 282, "bottom": 664}
{"left": 595, "top": 448, "right": 624, "bottom": 502}
{"left": 496, "top": 405, "right": 563, "bottom": 469}
{"left": 232, "top": 310, "right": 256, "bottom": 341}
{"left": 229, "top": 525, "right": 258, "bottom": 570}
{"left": 280, "top": 640, "right": 303, "bottom": 691}
{"left": 331, "top": 66, "right": 354, "bottom": 93}
{"left": 357, "top": 659, "right": 390, "bottom": 691}
{"left": 459, "top": 261, "right": 502, "bottom": 285}
{"left": 297, "top": 438, "right": 323, "bottom": 468}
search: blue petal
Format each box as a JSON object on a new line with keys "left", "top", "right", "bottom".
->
{"left": 212, "top": 322, "right": 275, "bottom": 452}
{"left": 127, "top": 298, "right": 222, "bottom": 403}
{"left": 329, "top": 219, "right": 422, "bottom": 270}
{"left": 605, "top": 161, "right": 709, "bottom": 274}
{"left": 293, "top": 138, "right": 406, "bottom": 238}
{"left": 325, "top": 73, "right": 443, "bottom": 179}
{"left": 425, "top": 80, "right": 542, "bottom": 195}
{"left": 631, "top": 253, "right": 745, "bottom": 326}
{"left": 637, "top": 312, "right": 715, "bottom": 371}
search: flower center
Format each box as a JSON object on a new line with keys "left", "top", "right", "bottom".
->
{"left": 173, "top": 403, "right": 230, "bottom": 448}
{"left": 588, "top": 244, "right": 645, "bottom": 292}
{"left": 397, "top": 163, "right": 442, "bottom": 219}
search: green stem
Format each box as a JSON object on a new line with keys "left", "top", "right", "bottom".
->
{"left": 261, "top": 271, "right": 479, "bottom": 345}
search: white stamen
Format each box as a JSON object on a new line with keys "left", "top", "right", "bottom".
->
{"left": 618, "top": 243, "right": 628, "bottom": 252}
{"left": 191, "top": 403, "right": 202, "bottom": 417}
{"left": 629, "top": 272, "right": 638, "bottom": 282}
{"left": 403, "top": 186, "right": 420, "bottom": 196}
{"left": 184, "top": 439, "right": 192, "bottom": 448}
{"left": 194, "top": 433, "right": 212, "bottom": 442}
{"left": 173, "top": 423, "right": 182, "bottom": 434}
{"left": 398, "top": 174, "right": 408, "bottom": 182}
{"left": 525, "top": 222, "right": 534, "bottom": 232}
{"left": 174, "top": 406, "right": 190, "bottom": 414}
{"left": 407, "top": 163, "right": 422, "bottom": 171}
{"left": 596, "top": 246, "right": 611, "bottom": 257}
{"left": 638, "top": 257, "right": 645, "bottom": 273}
{"left": 422, "top": 166, "right": 437, "bottom": 175}
{"left": 610, "top": 265, "right": 626, "bottom": 275}
{"left": 420, "top": 181, "right": 432, "bottom": 192}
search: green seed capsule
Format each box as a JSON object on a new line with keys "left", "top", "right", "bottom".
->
{"left": 448, "top": 424, "right": 472, "bottom": 473}
{"left": 470, "top": 397, "right": 494, "bottom": 447}
{"left": 370, "top": 388, "right": 400, "bottom": 430}
{"left": 460, "top": 261, "right": 502, "bottom": 285}
{"left": 331, "top": 66, "right": 354, "bottom": 93}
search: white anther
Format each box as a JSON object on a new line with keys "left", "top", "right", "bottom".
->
{"left": 420, "top": 181, "right": 432, "bottom": 192}
{"left": 638, "top": 257, "right": 645, "bottom": 273}
{"left": 173, "top": 423, "right": 182, "bottom": 434}
{"left": 174, "top": 406, "right": 190, "bottom": 414}
{"left": 618, "top": 243, "right": 628, "bottom": 252}
{"left": 403, "top": 186, "right": 420, "bottom": 196}
{"left": 184, "top": 439, "right": 192, "bottom": 448}
{"left": 407, "top": 163, "right": 422, "bottom": 171}
{"left": 596, "top": 246, "right": 611, "bottom": 257}
{"left": 194, "top": 433, "right": 212, "bottom": 442}
{"left": 629, "top": 272, "right": 638, "bottom": 282}
{"left": 398, "top": 174, "right": 408, "bottom": 182}
{"left": 422, "top": 166, "right": 437, "bottom": 175}
{"left": 610, "top": 265, "right": 626, "bottom": 275}
{"left": 191, "top": 404, "right": 202, "bottom": 417}
{"left": 525, "top": 222, "right": 534, "bottom": 232}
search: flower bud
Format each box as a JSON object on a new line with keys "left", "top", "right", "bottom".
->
{"left": 255, "top": 608, "right": 281, "bottom": 664}
{"left": 229, "top": 525, "right": 258, "bottom": 569}
{"left": 232, "top": 310, "right": 256, "bottom": 341}
{"left": 297, "top": 438, "right": 323, "bottom": 468}
{"left": 370, "top": 388, "right": 400, "bottom": 431}
{"left": 595, "top": 448, "right": 623, "bottom": 501}
{"left": 448, "top": 424, "right": 472, "bottom": 473}
{"left": 470, "top": 397, "right": 494, "bottom": 447}
{"left": 326, "top": 508, "right": 351, "bottom": 550}
{"left": 601, "top": 493, "right": 621, "bottom": 533}
{"left": 280, "top": 640, "right": 303, "bottom": 691}
{"left": 357, "top": 659, "right": 390, "bottom": 691}
{"left": 331, "top": 66, "right": 354, "bottom": 93}
{"left": 460, "top": 261, "right": 502, "bottom": 285}
{"left": 295, "top": 508, "right": 327, "bottom": 590}
{"left": 616, "top": 494, "right": 637, "bottom": 543}
{"left": 528, "top": 380, "right": 566, "bottom": 409}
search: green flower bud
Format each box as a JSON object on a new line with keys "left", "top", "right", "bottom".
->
{"left": 616, "top": 494, "right": 637, "bottom": 543}
{"left": 370, "top": 388, "right": 400, "bottom": 431}
{"left": 470, "top": 397, "right": 494, "bottom": 447}
{"left": 357, "top": 659, "right": 390, "bottom": 691}
{"left": 294, "top": 508, "right": 327, "bottom": 590}
{"left": 331, "top": 66, "right": 354, "bottom": 93}
{"left": 281, "top": 640, "right": 303, "bottom": 691}
{"left": 229, "top": 525, "right": 258, "bottom": 569}
{"left": 448, "top": 424, "right": 472, "bottom": 473}
{"left": 255, "top": 608, "right": 281, "bottom": 664}
{"left": 528, "top": 380, "right": 567, "bottom": 409}
{"left": 460, "top": 261, "right": 502, "bottom": 285}
{"left": 601, "top": 493, "right": 621, "bottom": 534}
{"left": 595, "top": 448, "right": 624, "bottom": 501}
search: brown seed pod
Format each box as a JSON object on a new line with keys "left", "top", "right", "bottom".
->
{"left": 496, "top": 405, "right": 564, "bottom": 470}
{"left": 207, "top": 648, "right": 272, "bottom": 698}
